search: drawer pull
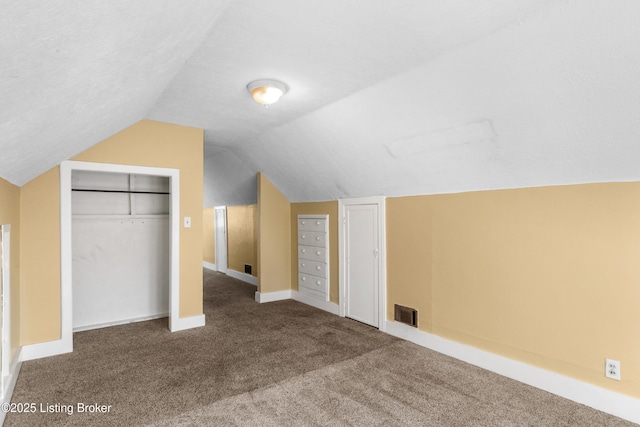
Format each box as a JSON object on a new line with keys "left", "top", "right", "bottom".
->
{"left": 301, "top": 249, "right": 306, "bottom": 253}
{"left": 302, "top": 263, "right": 306, "bottom": 267}
{"left": 301, "top": 234, "right": 306, "bottom": 239}
{"left": 301, "top": 221, "right": 306, "bottom": 225}
{"left": 316, "top": 281, "right": 321, "bottom": 285}
{"left": 316, "top": 221, "right": 320, "bottom": 225}
{"left": 315, "top": 236, "right": 320, "bottom": 241}
{"left": 302, "top": 277, "right": 306, "bottom": 281}
{"left": 316, "top": 266, "right": 321, "bottom": 270}
{"left": 316, "top": 251, "right": 321, "bottom": 255}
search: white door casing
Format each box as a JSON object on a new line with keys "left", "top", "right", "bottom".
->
{"left": 21, "top": 160, "right": 209, "bottom": 362}
{"left": 59, "top": 161, "right": 181, "bottom": 356}
{"left": 338, "top": 196, "right": 386, "bottom": 331}
{"left": 1, "top": 224, "right": 10, "bottom": 390}
{"left": 214, "top": 206, "right": 228, "bottom": 274}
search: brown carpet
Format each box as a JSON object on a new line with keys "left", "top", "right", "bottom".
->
{"left": 5, "top": 270, "right": 634, "bottom": 426}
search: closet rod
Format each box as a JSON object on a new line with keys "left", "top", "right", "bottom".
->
{"left": 71, "top": 189, "right": 170, "bottom": 195}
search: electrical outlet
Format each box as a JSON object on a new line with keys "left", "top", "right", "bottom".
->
{"left": 605, "top": 358, "right": 621, "bottom": 380}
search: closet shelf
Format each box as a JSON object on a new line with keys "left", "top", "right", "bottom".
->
{"left": 72, "top": 189, "right": 169, "bottom": 195}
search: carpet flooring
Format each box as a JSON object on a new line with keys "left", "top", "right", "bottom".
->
{"left": 5, "top": 270, "right": 635, "bottom": 426}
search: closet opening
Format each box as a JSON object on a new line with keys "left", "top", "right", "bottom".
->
{"left": 60, "top": 161, "right": 181, "bottom": 354}
{"left": 71, "top": 170, "right": 170, "bottom": 332}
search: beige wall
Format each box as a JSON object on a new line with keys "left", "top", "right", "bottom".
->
{"left": 257, "top": 173, "right": 290, "bottom": 293}
{"left": 203, "top": 207, "right": 215, "bottom": 264}
{"left": 291, "top": 201, "right": 339, "bottom": 303}
{"left": 0, "top": 178, "right": 21, "bottom": 359}
{"left": 20, "top": 120, "right": 204, "bottom": 345}
{"left": 20, "top": 168, "right": 60, "bottom": 345}
{"left": 386, "top": 182, "right": 640, "bottom": 398}
{"left": 227, "top": 205, "right": 257, "bottom": 277}
{"left": 386, "top": 195, "right": 432, "bottom": 332}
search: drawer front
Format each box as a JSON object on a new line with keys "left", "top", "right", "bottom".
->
{"left": 298, "top": 259, "right": 327, "bottom": 279}
{"left": 298, "top": 284, "right": 327, "bottom": 301}
{"left": 298, "top": 217, "right": 326, "bottom": 232}
{"left": 298, "top": 273, "right": 327, "bottom": 294}
{"left": 298, "top": 230, "right": 326, "bottom": 248}
{"left": 299, "top": 245, "right": 327, "bottom": 262}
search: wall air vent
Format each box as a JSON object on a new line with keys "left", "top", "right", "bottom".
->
{"left": 244, "top": 264, "right": 252, "bottom": 275}
{"left": 394, "top": 304, "right": 418, "bottom": 327}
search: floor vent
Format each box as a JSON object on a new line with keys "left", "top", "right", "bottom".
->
{"left": 394, "top": 304, "right": 418, "bottom": 327}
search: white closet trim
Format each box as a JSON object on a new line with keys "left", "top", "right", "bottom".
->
{"left": 22, "top": 160, "right": 182, "bottom": 361}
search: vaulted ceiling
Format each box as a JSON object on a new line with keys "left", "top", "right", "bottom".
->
{"left": 3, "top": 1, "right": 639, "bottom": 205}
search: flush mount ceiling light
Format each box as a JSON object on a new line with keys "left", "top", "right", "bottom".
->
{"left": 247, "top": 79, "right": 288, "bottom": 106}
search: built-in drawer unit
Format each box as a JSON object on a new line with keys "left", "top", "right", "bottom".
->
{"left": 297, "top": 214, "right": 329, "bottom": 301}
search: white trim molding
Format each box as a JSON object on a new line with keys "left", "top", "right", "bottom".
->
{"left": 1, "top": 224, "right": 11, "bottom": 386}
{"left": 255, "top": 290, "right": 292, "bottom": 303}
{"left": 227, "top": 269, "right": 258, "bottom": 286}
{"left": 73, "top": 313, "right": 169, "bottom": 333}
{"left": 338, "top": 196, "right": 387, "bottom": 332}
{"left": 202, "top": 261, "right": 216, "bottom": 271}
{"left": 56, "top": 160, "right": 189, "bottom": 359}
{"left": 291, "top": 291, "right": 340, "bottom": 315}
{"left": 0, "top": 348, "right": 22, "bottom": 426}
{"left": 214, "top": 206, "right": 228, "bottom": 274}
{"left": 169, "top": 314, "right": 206, "bottom": 332}
{"left": 203, "top": 264, "right": 257, "bottom": 286}
{"left": 254, "top": 289, "right": 339, "bottom": 316}
{"left": 20, "top": 339, "right": 69, "bottom": 361}
{"left": 385, "top": 321, "right": 640, "bottom": 425}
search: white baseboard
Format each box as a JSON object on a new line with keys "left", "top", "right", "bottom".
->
{"left": 255, "top": 290, "right": 340, "bottom": 317}
{"left": 0, "top": 349, "right": 22, "bottom": 426}
{"left": 202, "top": 264, "right": 257, "bottom": 286}
{"left": 385, "top": 321, "right": 640, "bottom": 425}
{"left": 20, "top": 338, "right": 72, "bottom": 362}
{"left": 255, "top": 290, "right": 292, "bottom": 303}
{"left": 3, "top": 348, "right": 21, "bottom": 398}
{"left": 291, "top": 291, "right": 340, "bottom": 315}
{"left": 169, "top": 314, "right": 206, "bottom": 332}
{"left": 73, "top": 313, "right": 169, "bottom": 332}
{"left": 227, "top": 269, "right": 258, "bottom": 286}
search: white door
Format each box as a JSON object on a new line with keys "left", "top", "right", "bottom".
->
{"left": 344, "top": 204, "right": 379, "bottom": 327}
{"left": 214, "top": 207, "right": 228, "bottom": 274}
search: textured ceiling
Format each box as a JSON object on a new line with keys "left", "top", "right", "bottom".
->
{"left": 3, "top": 1, "right": 640, "bottom": 205}
{"left": 0, "top": 0, "right": 229, "bottom": 185}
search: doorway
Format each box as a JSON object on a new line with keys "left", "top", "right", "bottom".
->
{"left": 338, "top": 197, "right": 386, "bottom": 331}
{"left": 214, "top": 206, "right": 228, "bottom": 274}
